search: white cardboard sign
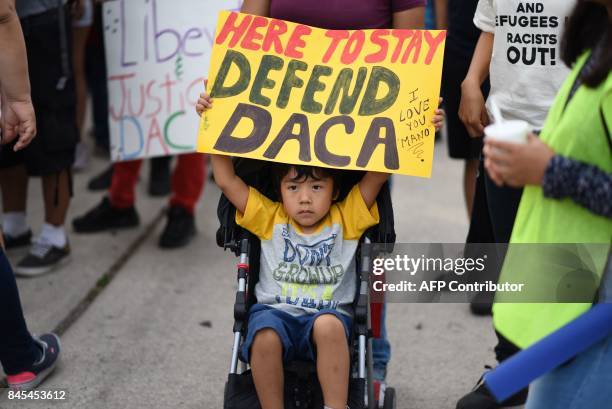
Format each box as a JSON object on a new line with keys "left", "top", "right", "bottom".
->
{"left": 103, "top": 0, "right": 242, "bottom": 161}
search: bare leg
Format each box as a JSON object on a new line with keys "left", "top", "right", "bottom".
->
{"left": 0, "top": 165, "right": 28, "bottom": 212}
{"left": 72, "top": 25, "right": 91, "bottom": 135}
{"left": 42, "top": 170, "right": 71, "bottom": 226}
{"left": 312, "top": 314, "right": 349, "bottom": 409}
{"left": 250, "top": 329, "right": 284, "bottom": 409}
{"left": 464, "top": 158, "right": 479, "bottom": 218}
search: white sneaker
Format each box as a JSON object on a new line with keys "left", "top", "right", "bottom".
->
{"left": 73, "top": 142, "right": 90, "bottom": 172}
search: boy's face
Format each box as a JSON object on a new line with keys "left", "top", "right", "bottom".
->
{"left": 280, "top": 168, "right": 334, "bottom": 233}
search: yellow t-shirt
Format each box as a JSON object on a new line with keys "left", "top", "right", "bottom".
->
{"left": 236, "top": 185, "right": 379, "bottom": 317}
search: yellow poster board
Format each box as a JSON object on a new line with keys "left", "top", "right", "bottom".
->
{"left": 197, "top": 11, "right": 446, "bottom": 177}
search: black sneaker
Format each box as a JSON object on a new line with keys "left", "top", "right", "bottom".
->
{"left": 4, "top": 230, "right": 32, "bottom": 250}
{"left": 93, "top": 143, "right": 110, "bottom": 158}
{"left": 87, "top": 165, "right": 113, "bottom": 191}
{"left": 469, "top": 290, "right": 494, "bottom": 316}
{"left": 148, "top": 156, "right": 171, "bottom": 197}
{"left": 456, "top": 367, "right": 528, "bottom": 409}
{"left": 158, "top": 206, "right": 196, "bottom": 249}
{"left": 72, "top": 197, "right": 139, "bottom": 233}
{"left": 15, "top": 239, "right": 71, "bottom": 277}
{"left": 6, "top": 333, "right": 61, "bottom": 391}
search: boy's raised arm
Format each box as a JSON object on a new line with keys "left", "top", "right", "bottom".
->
{"left": 358, "top": 171, "right": 390, "bottom": 209}
{"left": 240, "top": 0, "right": 270, "bottom": 15}
{"left": 211, "top": 154, "right": 249, "bottom": 214}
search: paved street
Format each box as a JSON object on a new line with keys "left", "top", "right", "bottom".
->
{"left": 0, "top": 141, "right": 509, "bottom": 409}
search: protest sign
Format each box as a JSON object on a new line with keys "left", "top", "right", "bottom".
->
{"left": 103, "top": 0, "right": 241, "bottom": 161}
{"left": 198, "top": 11, "right": 446, "bottom": 177}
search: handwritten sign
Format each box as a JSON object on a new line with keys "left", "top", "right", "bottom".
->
{"left": 103, "top": 0, "right": 242, "bottom": 161}
{"left": 198, "top": 12, "right": 446, "bottom": 177}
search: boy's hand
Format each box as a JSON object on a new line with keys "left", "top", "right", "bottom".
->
{"left": 459, "top": 79, "right": 489, "bottom": 138}
{"left": 195, "top": 92, "right": 212, "bottom": 117}
{"left": 432, "top": 97, "right": 445, "bottom": 131}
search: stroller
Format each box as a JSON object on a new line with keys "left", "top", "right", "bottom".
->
{"left": 216, "top": 158, "right": 397, "bottom": 409}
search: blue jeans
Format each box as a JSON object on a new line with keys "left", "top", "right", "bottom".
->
{"left": 372, "top": 303, "right": 391, "bottom": 381}
{"left": 0, "top": 250, "right": 38, "bottom": 375}
{"left": 425, "top": 0, "right": 436, "bottom": 29}
{"left": 525, "top": 258, "right": 612, "bottom": 409}
{"left": 525, "top": 334, "right": 612, "bottom": 409}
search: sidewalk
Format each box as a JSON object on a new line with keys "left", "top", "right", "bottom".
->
{"left": 0, "top": 143, "right": 507, "bottom": 409}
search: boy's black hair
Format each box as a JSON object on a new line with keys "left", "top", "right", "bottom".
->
{"left": 272, "top": 164, "right": 342, "bottom": 201}
{"left": 561, "top": 1, "right": 611, "bottom": 88}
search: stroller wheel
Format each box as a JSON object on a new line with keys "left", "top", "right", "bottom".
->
{"left": 382, "top": 387, "right": 396, "bottom": 409}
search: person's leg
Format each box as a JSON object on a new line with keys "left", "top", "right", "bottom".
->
{"left": 1, "top": 250, "right": 62, "bottom": 389}
{"left": 372, "top": 302, "right": 391, "bottom": 381}
{"left": 85, "top": 2, "right": 109, "bottom": 153}
{"left": 109, "top": 160, "right": 143, "bottom": 209}
{"left": 14, "top": 168, "right": 73, "bottom": 275}
{"left": 0, "top": 165, "right": 31, "bottom": 244}
{"left": 493, "top": 330, "right": 520, "bottom": 363}
{"left": 72, "top": 0, "right": 92, "bottom": 133}
{"left": 0, "top": 165, "right": 28, "bottom": 214}
{"left": 71, "top": 11, "right": 92, "bottom": 171}
{"left": 250, "top": 328, "right": 285, "bottom": 409}
{"left": 311, "top": 314, "right": 350, "bottom": 409}
{"left": 148, "top": 156, "right": 171, "bottom": 197}
{"left": 466, "top": 159, "right": 494, "bottom": 244}
{"left": 464, "top": 158, "right": 479, "bottom": 218}
{"left": 0, "top": 250, "right": 39, "bottom": 375}
{"left": 169, "top": 153, "right": 206, "bottom": 214}
{"left": 41, "top": 169, "right": 71, "bottom": 229}
{"left": 483, "top": 171, "right": 523, "bottom": 244}
{"left": 466, "top": 158, "right": 497, "bottom": 315}
{"left": 456, "top": 160, "right": 527, "bottom": 408}
{"left": 12, "top": 168, "right": 73, "bottom": 273}
{"left": 241, "top": 306, "right": 293, "bottom": 409}
{"left": 442, "top": 44, "right": 487, "bottom": 220}
{"left": 158, "top": 153, "right": 205, "bottom": 248}
{"left": 470, "top": 155, "right": 521, "bottom": 281}
{"left": 10, "top": 6, "right": 77, "bottom": 276}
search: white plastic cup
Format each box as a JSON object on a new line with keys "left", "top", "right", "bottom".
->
{"left": 484, "top": 120, "right": 530, "bottom": 144}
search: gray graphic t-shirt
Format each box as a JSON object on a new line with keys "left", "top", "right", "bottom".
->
{"left": 236, "top": 185, "right": 379, "bottom": 317}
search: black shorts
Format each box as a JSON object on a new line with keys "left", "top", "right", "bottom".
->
{"left": 441, "top": 47, "right": 489, "bottom": 160}
{"left": 0, "top": 8, "right": 77, "bottom": 176}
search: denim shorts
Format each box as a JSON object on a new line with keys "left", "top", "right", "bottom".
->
{"left": 240, "top": 304, "right": 352, "bottom": 364}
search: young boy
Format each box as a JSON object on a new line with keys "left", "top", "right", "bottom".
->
{"left": 198, "top": 94, "right": 443, "bottom": 409}
{"left": 214, "top": 156, "right": 385, "bottom": 409}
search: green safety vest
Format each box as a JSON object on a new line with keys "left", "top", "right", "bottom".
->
{"left": 493, "top": 52, "right": 612, "bottom": 349}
